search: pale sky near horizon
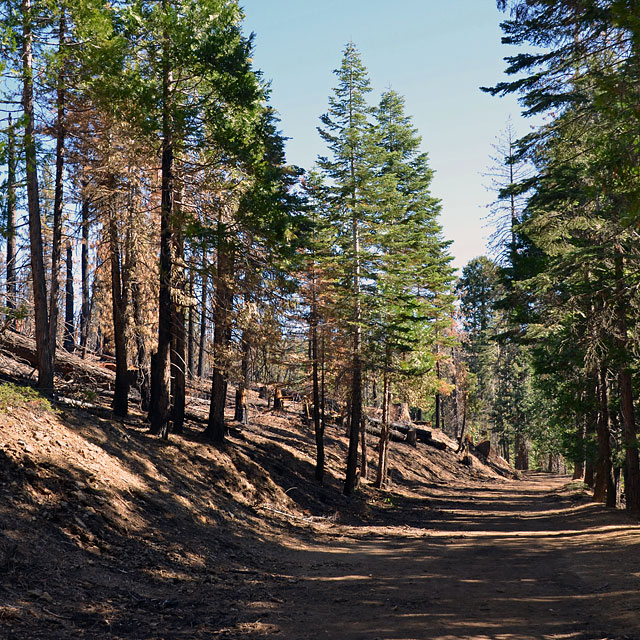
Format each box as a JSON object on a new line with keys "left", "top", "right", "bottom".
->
{"left": 240, "top": 1, "right": 531, "bottom": 272}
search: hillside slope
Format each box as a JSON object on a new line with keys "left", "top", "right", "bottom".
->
{"left": 1, "top": 377, "right": 514, "bottom": 639}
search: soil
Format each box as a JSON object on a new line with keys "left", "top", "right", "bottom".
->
{"left": 1, "top": 371, "right": 639, "bottom": 640}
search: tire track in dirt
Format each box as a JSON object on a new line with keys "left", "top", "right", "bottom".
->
{"left": 254, "top": 473, "right": 640, "bottom": 640}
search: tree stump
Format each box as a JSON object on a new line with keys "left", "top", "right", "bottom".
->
{"left": 273, "top": 387, "right": 284, "bottom": 411}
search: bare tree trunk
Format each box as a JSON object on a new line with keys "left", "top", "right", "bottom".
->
{"left": 187, "top": 265, "right": 195, "bottom": 379}
{"left": 63, "top": 241, "right": 74, "bottom": 352}
{"left": 80, "top": 190, "right": 90, "bottom": 354}
{"left": 234, "top": 329, "right": 250, "bottom": 424}
{"left": 22, "top": 0, "right": 53, "bottom": 391}
{"left": 515, "top": 433, "right": 529, "bottom": 471}
{"left": 615, "top": 252, "right": 640, "bottom": 511}
{"left": 572, "top": 415, "right": 586, "bottom": 481}
{"left": 435, "top": 357, "right": 441, "bottom": 432}
{"left": 6, "top": 115, "right": 16, "bottom": 318}
{"left": 109, "top": 208, "right": 129, "bottom": 417}
{"left": 311, "top": 307, "right": 324, "bottom": 483}
{"left": 149, "top": 20, "right": 173, "bottom": 437}
{"left": 197, "top": 256, "right": 207, "bottom": 379}
{"left": 374, "top": 357, "right": 391, "bottom": 489}
{"left": 345, "top": 215, "right": 362, "bottom": 496}
{"left": 594, "top": 365, "right": 615, "bottom": 505}
{"left": 171, "top": 208, "right": 185, "bottom": 435}
{"left": 205, "top": 238, "right": 233, "bottom": 443}
{"left": 131, "top": 276, "right": 150, "bottom": 411}
{"left": 47, "top": 9, "right": 66, "bottom": 366}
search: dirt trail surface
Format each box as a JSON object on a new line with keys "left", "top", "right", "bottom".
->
{"left": 1, "top": 378, "right": 640, "bottom": 639}
{"left": 264, "top": 473, "right": 640, "bottom": 640}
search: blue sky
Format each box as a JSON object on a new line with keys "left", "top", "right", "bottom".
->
{"left": 240, "top": 1, "right": 530, "bottom": 271}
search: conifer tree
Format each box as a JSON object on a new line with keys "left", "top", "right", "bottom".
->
{"left": 317, "top": 41, "right": 379, "bottom": 495}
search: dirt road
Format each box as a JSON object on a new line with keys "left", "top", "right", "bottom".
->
{"left": 249, "top": 473, "right": 640, "bottom": 640}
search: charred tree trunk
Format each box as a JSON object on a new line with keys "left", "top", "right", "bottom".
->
{"left": 22, "top": 0, "right": 53, "bottom": 391}
{"left": 109, "top": 210, "right": 129, "bottom": 417}
{"left": 80, "top": 191, "right": 90, "bottom": 354}
{"left": 374, "top": 357, "right": 391, "bottom": 489}
{"left": 321, "top": 330, "right": 326, "bottom": 438}
{"left": 6, "top": 115, "right": 16, "bottom": 318}
{"left": 63, "top": 241, "right": 74, "bottom": 352}
{"left": 149, "top": 22, "right": 173, "bottom": 437}
{"left": 205, "top": 239, "right": 233, "bottom": 443}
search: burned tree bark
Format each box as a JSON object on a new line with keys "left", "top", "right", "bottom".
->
{"left": 63, "top": 241, "right": 74, "bottom": 352}
{"left": 205, "top": 237, "right": 234, "bottom": 443}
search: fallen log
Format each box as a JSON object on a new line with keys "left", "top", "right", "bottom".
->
{"left": 364, "top": 420, "right": 407, "bottom": 443}
{"left": 424, "top": 437, "right": 448, "bottom": 451}
{"left": 0, "top": 330, "right": 116, "bottom": 387}
{"left": 366, "top": 415, "right": 430, "bottom": 447}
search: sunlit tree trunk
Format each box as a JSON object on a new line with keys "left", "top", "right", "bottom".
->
{"left": 63, "top": 241, "right": 74, "bottom": 352}
{"left": 22, "top": 0, "right": 53, "bottom": 391}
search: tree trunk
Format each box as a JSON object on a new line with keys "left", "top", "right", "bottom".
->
{"left": 344, "top": 214, "right": 362, "bottom": 496}
{"left": 572, "top": 416, "right": 586, "bottom": 481}
{"left": 80, "top": 190, "right": 90, "bottom": 354}
{"left": 63, "top": 241, "right": 74, "bottom": 352}
{"left": 515, "top": 433, "right": 529, "bottom": 471}
{"left": 47, "top": 9, "right": 66, "bottom": 367}
{"left": 234, "top": 330, "right": 250, "bottom": 424}
{"left": 170, "top": 191, "right": 186, "bottom": 435}
{"left": 594, "top": 365, "right": 615, "bottom": 505}
{"left": 615, "top": 252, "right": 640, "bottom": 511}
{"left": 435, "top": 355, "right": 441, "bottom": 432}
{"left": 6, "top": 115, "right": 16, "bottom": 318}
{"left": 205, "top": 239, "right": 233, "bottom": 443}
{"left": 374, "top": 359, "right": 391, "bottom": 489}
{"left": 187, "top": 266, "right": 195, "bottom": 379}
{"left": 109, "top": 209, "right": 129, "bottom": 417}
{"left": 171, "top": 301, "right": 186, "bottom": 434}
{"left": 273, "top": 387, "right": 283, "bottom": 411}
{"left": 197, "top": 258, "right": 207, "bottom": 378}
{"left": 311, "top": 310, "right": 324, "bottom": 483}
{"left": 149, "top": 22, "right": 173, "bottom": 437}
{"left": 131, "top": 276, "right": 151, "bottom": 411}
{"left": 22, "top": 0, "right": 53, "bottom": 392}
{"left": 171, "top": 225, "right": 187, "bottom": 433}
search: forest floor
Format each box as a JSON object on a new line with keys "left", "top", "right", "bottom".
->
{"left": 0, "top": 358, "right": 639, "bottom": 639}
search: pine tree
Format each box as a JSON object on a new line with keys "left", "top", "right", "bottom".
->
{"left": 317, "top": 41, "right": 379, "bottom": 495}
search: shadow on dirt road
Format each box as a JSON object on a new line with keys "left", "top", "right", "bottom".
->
{"left": 254, "top": 473, "right": 640, "bottom": 640}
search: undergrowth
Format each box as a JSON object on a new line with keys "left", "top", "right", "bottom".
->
{"left": 0, "top": 382, "right": 53, "bottom": 414}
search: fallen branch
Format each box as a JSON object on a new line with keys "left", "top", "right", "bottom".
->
{"left": 255, "top": 504, "right": 317, "bottom": 523}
